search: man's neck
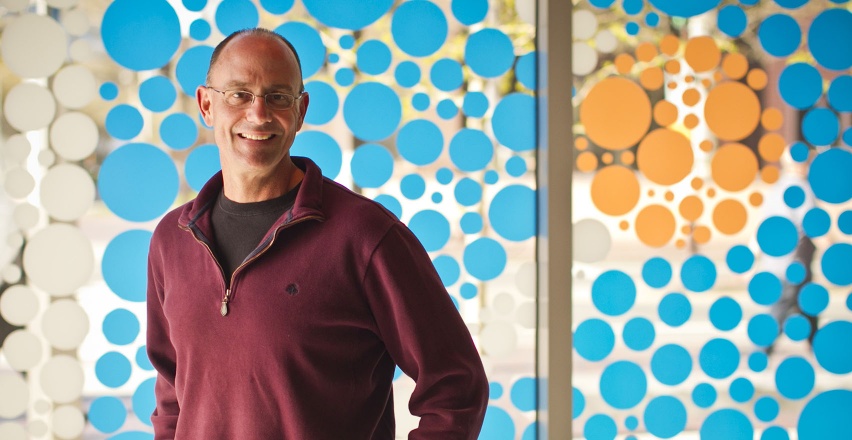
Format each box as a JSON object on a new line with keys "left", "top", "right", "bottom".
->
{"left": 222, "top": 159, "right": 304, "bottom": 203}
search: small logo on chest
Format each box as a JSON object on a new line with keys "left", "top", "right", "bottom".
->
{"left": 285, "top": 283, "right": 299, "bottom": 296}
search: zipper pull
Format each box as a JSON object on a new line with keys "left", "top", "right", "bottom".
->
{"left": 220, "top": 289, "right": 230, "bottom": 317}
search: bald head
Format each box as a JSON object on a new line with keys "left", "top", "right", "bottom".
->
{"left": 206, "top": 28, "right": 304, "bottom": 92}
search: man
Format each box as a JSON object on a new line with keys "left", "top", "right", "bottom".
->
{"left": 146, "top": 28, "right": 489, "bottom": 439}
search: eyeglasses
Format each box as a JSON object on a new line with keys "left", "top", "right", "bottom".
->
{"left": 206, "top": 86, "right": 305, "bottom": 110}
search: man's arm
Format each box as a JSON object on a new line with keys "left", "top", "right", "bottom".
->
{"left": 363, "top": 223, "right": 489, "bottom": 439}
{"left": 146, "top": 248, "right": 181, "bottom": 439}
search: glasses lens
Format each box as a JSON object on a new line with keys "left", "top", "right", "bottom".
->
{"left": 225, "top": 91, "right": 254, "bottom": 107}
{"left": 266, "top": 93, "right": 294, "bottom": 109}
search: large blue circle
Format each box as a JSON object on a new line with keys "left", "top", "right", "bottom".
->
{"left": 510, "top": 377, "right": 537, "bottom": 412}
{"left": 802, "top": 108, "right": 840, "bottom": 146}
{"left": 452, "top": 0, "right": 488, "bottom": 25}
{"left": 132, "top": 378, "right": 156, "bottom": 426}
{"left": 432, "top": 255, "right": 460, "bottom": 286}
{"left": 479, "top": 406, "right": 515, "bottom": 439}
{"left": 644, "top": 396, "right": 687, "bottom": 438}
{"left": 749, "top": 271, "right": 783, "bottom": 306}
{"left": 351, "top": 144, "right": 394, "bottom": 188}
{"left": 103, "top": 308, "right": 140, "bottom": 345}
{"left": 822, "top": 243, "right": 852, "bottom": 286}
{"left": 493, "top": 93, "right": 536, "bottom": 152}
{"left": 274, "top": 22, "right": 326, "bottom": 79}
{"left": 408, "top": 210, "right": 451, "bottom": 252}
{"left": 489, "top": 185, "right": 535, "bottom": 242}
{"left": 623, "top": 317, "right": 655, "bottom": 351}
{"left": 185, "top": 144, "right": 221, "bottom": 192}
{"left": 658, "top": 293, "right": 691, "bottom": 327}
{"left": 681, "top": 254, "right": 716, "bottom": 292}
{"left": 828, "top": 75, "right": 852, "bottom": 112}
{"left": 591, "top": 270, "right": 636, "bottom": 316}
{"left": 102, "top": 230, "right": 152, "bottom": 302}
{"left": 215, "top": 0, "right": 258, "bottom": 36}
{"left": 356, "top": 40, "right": 392, "bottom": 75}
{"left": 391, "top": 0, "right": 447, "bottom": 57}
{"left": 465, "top": 28, "right": 515, "bottom": 78}
{"left": 98, "top": 143, "right": 179, "bottom": 222}
{"left": 600, "top": 361, "right": 647, "bottom": 409}
{"left": 779, "top": 63, "right": 822, "bottom": 110}
{"left": 175, "top": 45, "right": 214, "bottom": 97}
{"left": 105, "top": 105, "right": 144, "bottom": 140}
{"left": 775, "top": 356, "right": 814, "bottom": 399}
{"left": 260, "top": 0, "right": 294, "bottom": 14}
{"left": 808, "top": 9, "right": 852, "bottom": 71}
{"left": 574, "top": 318, "right": 615, "bottom": 361}
{"left": 710, "top": 296, "right": 742, "bottom": 331}
{"left": 813, "top": 320, "right": 852, "bottom": 374}
{"left": 343, "top": 82, "right": 401, "bottom": 142}
{"left": 809, "top": 148, "right": 852, "bottom": 204}
{"left": 747, "top": 313, "right": 779, "bottom": 347}
{"left": 291, "top": 131, "right": 342, "bottom": 179}
{"left": 302, "top": 0, "right": 391, "bottom": 30}
{"left": 758, "top": 14, "right": 801, "bottom": 58}
{"left": 647, "top": 0, "right": 721, "bottom": 17}
{"left": 96, "top": 352, "right": 132, "bottom": 388}
{"left": 718, "top": 5, "right": 747, "bottom": 37}
{"left": 449, "top": 128, "right": 493, "bottom": 172}
{"left": 757, "top": 216, "right": 798, "bottom": 257}
{"left": 397, "top": 119, "right": 443, "bottom": 166}
{"left": 88, "top": 396, "right": 127, "bottom": 433}
{"left": 101, "top": 0, "right": 181, "bottom": 71}
{"left": 700, "top": 409, "right": 753, "bottom": 440}
{"left": 139, "top": 76, "right": 177, "bottom": 113}
{"left": 651, "top": 344, "right": 692, "bottom": 385}
{"left": 303, "top": 81, "right": 339, "bottom": 126}
{"left": 699, "top": 338, "right": 740, "bottom": 379}
{"left": 798, "top": 390, "right": 852, "bottom": 440}
{"left": 431, "top": 58, "right": 464, "bottom": 91}
{"left": 374, "top": 194, "right": 402, "bottom": 219}
{"left": 160, "top": 113, "right": 197, "bottom": 151}
{"left": 463, "top": 238, "right": 507, "bottom": 281}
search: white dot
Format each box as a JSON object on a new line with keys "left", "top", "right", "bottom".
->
{"left": 60, "top": 8, "right": 90, "bottom": 37}
{"left": 595, "top": 29, "right": 618, "bottom": 53}
{"left": 2, "top": 329, "right": 44, "bottom": 371}
{"left": 573, "top": 218, "right": 612, "bottom": 263}
{"left": 515, "top": 0, "right": 535, "bottom": 25}
{"left": 0, "top": 373, "right": 28, "bottom": 418}
{"left": 40, "top": 164, "right": 95, "bottom": 221}
{"left": 0, "top": 285, "right": 39, "bottom": 325}
{"left": 3, "top": 167, "right": 35, "bottom": 200}
{"left": 41, "top": 299, "right": 89, "bottom": 350}
{"left": 0, "top": 14, "right": 68, "bottom": 79}
{"left": 46, "top": 0, "right": 79, "bottom": 10}
{"left": 34, "top": 400, "right": 52, "bottom": 415}
{"left": 515, "top": 262, "right": 537, "bottom": 298}
{"left": 38, "top": 149, "right": 56, "bottom": 168}
{"left": 22, "top": 223, "right": 94, "bottom": 296}
{"left": 13, "top": 204, "right": 40, "bottom": 230}
{"left": 479, "top": 307, "right": 493, "bottom": 323}
{"left": 7, "top": 232, "right": 24, "bottom": 249}
{"left": 480, "top": 321, "right": 518, "bottom": 358}
{"left": 493, "top": 292, "right": 516, "bottom": 315}
{"left": 4, "top": 83, "right": 57, "bottom": 132}
{"left": 39, "top": 355, "right": 84, "bottom": 404}
{"left": 52, "top": 405, "right": 85, "bottom": 439}
{"left": 52, "top": 65, "right": 97, "bottom": 109}
{"left": 28, "top": 420, "right": 48, "bottom": 438}
{"left": 69, "top": 39, "right": 95, "bottom": 63}
{"left": 3, "top": 264, "right": 22, "bottom": 284}
{"left": 573, "top": 10, "right": 598, "bottom": 40}
{"left": 516, "top": 301, "right": 536, "bottom": 329}
{"left": 573, "top": 42, "right": 598, "bottom": 76}
{"left": 0, "top": 0, "right": 29, "bottom": 13}
{"left": 49, "top": 112, "right": 99, "bottom": 161}
{"left": 0, "top": 422, "right": 27, "bottom": 440}
{"left": 3, "top": 134, "right": 31, "bottom": 165}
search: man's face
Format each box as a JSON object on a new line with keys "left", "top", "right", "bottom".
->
{"left": 196, "top": 34, "right": 309, "bottom": 178}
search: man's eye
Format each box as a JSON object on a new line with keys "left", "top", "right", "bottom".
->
{"left": 268, "top": 94, "right": 290, "bottom": 104}
{"left": 229, "top": 91, "right": 251, "bottom": 101}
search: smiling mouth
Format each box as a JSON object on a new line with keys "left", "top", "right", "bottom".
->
{"left": 239, "top": 133, "right": 275, "bottom": 141}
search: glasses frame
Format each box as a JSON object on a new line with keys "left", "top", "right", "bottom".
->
{"left": 205, "top": 86, "right": 305, "bottom": 110}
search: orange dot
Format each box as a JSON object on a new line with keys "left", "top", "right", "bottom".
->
{"left": 648, "top": 189, "right": 656, "bottom": 197}
{"left": 620, "top": 220, "right": 630, "bottom": 230}
{"left": 576, "top": 151, "right": 599, "bottom": 172}
{"left": 635, "top": 204, "right": 676, "bottom": 247}
{"left": 685, "top": 75, "right": 695, "bottom": 83}
{"left": 621, "top": 150, "right": 635, "bottom": 165}
{"left": 681, "top": 225, "right": 692, "bottom": 234}
{"left": 679, "top": 195, "right": 704, "bottom": 221}
{"left": 615, "top": 53, "right": 635, "bottom": 74}
{"left": 758, "top": 133, "right": 786, "bottom": 162}
{"left": 580, "top": 77, "right": 652, "bottom": 151}
{"left": 693, "top": 225, "right": 712, "bottom": 244}
{"left": 591, "top": 165, "right": 641, "bottom": 216}
{"left": 749, "top": 192, "right": 763, "bottom": 207}
{"left": 682, "top": 88, "right": 701, "bottom": 106}
{"left": 653, "top": 100, "right": 678, "bottom": 126}
{"left": 685, "top": 36, "right": 721, "bottom": 72}
{"left": 713, "top": 71, "right": 724, "bottom": 83}
{"left": 705, "top": 81, "right": 761, "bottom": 141}
{"left": 711, "top": 143, "right": 758, "bottom": 192}
{"left": 700, "top": 140, "right": 714, "bottom": 152}
{"left": 640, "top": 66, "right": 664, "bottom": 91}
{"left": 721, "top": 53, "right": 749, "bottom": 80}
{"left": 691, "top": 177, "right": 704, "bottom": 190}
{"left": 576, "top": 136, "right": 589, "bottom": 150}
{"left": 636, "top": 42, "right": 658, "bottom": 62}
{"left": 667, "top": 81, "right": 678, "bottom": 90}
{"left": 665, "top": 59, "right": 681, "bottom": 75}
{"left": 747, "top": 68, "right": 768, "bottom": 90}
{"left": 660, "top": 35, "right": 680, "bottom": 56}
{"left": 762, "top": 164, "right": 780, "bottom": 184}
{"left": 602, "top": 152, "right": 614, "bottom": 164}
{"left": 702, "top": 78, "right": 714, "bottom": 89}
{"left": 684, "top": 114, "right": 700, "bottom": 129}
{"left": 761, "top": 108, "right": 784, "bottom": 131}
{"left": 675, "top": 239, "right": 687, "bottom": 249}
{"left": 713, "top": 199, "right": 747, "bottom": 235}
{"left": 665, "top": 191, "right": 674, "bottom": 201}
{"left": 637, "top": 128, "right": 694, "bottom": 185}
{"left": 707, "top": 188, "right": 717, "bottom": 198}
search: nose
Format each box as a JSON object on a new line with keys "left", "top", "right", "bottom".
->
{"left": 245, "top": 95, "right": 273, "bottom": 124}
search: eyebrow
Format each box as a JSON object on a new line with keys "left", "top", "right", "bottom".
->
{"left": 222, "top": 81, "right": 296, "bottom": 92}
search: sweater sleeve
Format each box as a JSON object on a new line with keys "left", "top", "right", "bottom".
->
{"left": 362, "top": 223, "right": 489, "bottom": 439}
{"left": 146, "top": 243, "right": 180, "bottom": 439}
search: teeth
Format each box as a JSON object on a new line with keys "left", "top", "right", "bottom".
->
{"left": 241, "top": 133, "right": 273, "bottom": 141}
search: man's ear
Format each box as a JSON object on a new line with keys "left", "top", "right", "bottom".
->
{"left": 196, "top": 86, "right": 214, "bottom": 127}
{"left": 295, "top": 92, "right": 310, "bottom": 132}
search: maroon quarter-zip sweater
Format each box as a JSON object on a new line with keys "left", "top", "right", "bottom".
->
{"left": 146, "top": 157, "right": 489, "bottom": 439}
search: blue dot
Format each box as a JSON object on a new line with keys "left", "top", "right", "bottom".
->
{"left": 391, "top": 0, "right": 447, "bottom": 57}
{"left": 798, "top": 390, "right": 852, "bottom": 440}
{"left": 516, "top": 52, "right": 536, "bottom": 90}
{"left": 484, "top": 170, "right": 499, "bottom": 184}
{"left": 651, "top": 344, "right": 693, "bottom": 386}
{"left": 600, "top": 361, "right": 647, "bottom": 409}
{"left": 623, "top": 317, "right": 655, "bottom": 351}
{"left": 848, "top": 292, "right": 852, "bottom": 311}
{"left": 642, "top": 257, "right": 672, "bottom": 288}
{"left": 394, "top": 61, "right": 421, "bottom": 88}
{"left": 351, "top": 144, "right": 394, "bottom": 188}
{"left": 574, "top": 318, "right": 615, "bottom": 361}
{"left": 183, "top": 0, "right": 206, "bottom": 11}
{"left": 436, "top": 168, "right": 454, "bottom": 185}
{"left": 189, "top": 19, "right": 211, "bottom": 41}
{"left": 175, "top": 45, "right": 213, "bottom": 97}
{"left": 274, "top": 22, "right": 326, "bottom": 79}
{"left": 451, "top": 0, "right": 488, "bottom": 25}
{"left": 433, "top": 255, "right": 460, "bottom": 286}
{"left": 335, "top": 68, "right": 355, "bottom": 86}
{"left": 755, "top": 396, "right": 780, "bottom": 422}
{"left": 291, "top": 131, "right": 342, "bottom": 179}
{"left": 136, "top": 346, "right": 153, "bottom": 371}
{"left": 727, "top": 245, "right": 755, "bottom": 274}
{"left": 260, "top": 0, "right": 293, "bottom": 14}
{"left": 480, "top": 406, "right": 515, "bottom": 439}
{"left": 449, "top": 128, "right": 493, "bottom": 172}
{"left": 374, "top": 194, "right": 402, "bottom": 219}
{"left": 776, "top": 356, "right": 814, "bottom": 399}
{"left": 749, "top": 272, "right": 783, "bottom": 306}
{"left": 408, "top": 210, "right": 451, "bottom": 252}
{"left": 511, "top": 377, "right": 536, "bottom": 412}
{"left": 646, "top": 0, "right": 721, "bottom": 17}
{"left": 813, "top": 320, "right": 852, "bottom": 374}
{"left": 681, "top": 254, "right": 717, "bottom": 292}
{"left": 105, "top": 105, "right": 144, "bottom": 140}
{"left": 644, "top": 396, "right": 687, "bottom": 438}
{"left": 460, "top": 212, "right": 483, "bottom": 235}
{"left": 692, "top": 383, "right": 717, "bottom": 408}
{"left": 839, "top": 210, "right": 852, "bottom": 234}
{"left": 623, "top": 0, "right": 643, "bottom": 15}
{"left": 431, "top": 58, "right": 463, "bottom": 91}
{"left": 431, "top": 192, "right": 442, "bottom": 203}
{"left": 758, "top": 14, "right": 801, "bottom": 58}
{"left": 412, "top": 93, "right": 430, "bottom": 111}
{"left": 822, "top": 243, "right": 852, "bottom": 286}
{"left": 460, "top": 282, "right": 478, "bottom": 299}
{"left": 774, "top": 0, "right": 808, "bottom": 8}
{"left": 710, "top": 296, "right": 742, "bottom": 331}
{"left": 338, "top": 35, "right": 355, "bottom": 49}
{"left": 327, "top": 54, "right": 338, "bottom": 64}
{"left": 584, "top": 414, "right": 617, "bottom": 440}
{"left": 102, "top": 230, "right": 152, "bottom": 302}
{"left": 464, "top": 238, "right": 506, "bottom": 281}
{"left": 88, "top": 396, "right": 126, "bottom": 433}
{"left": 356, "top": 39, "right": 392, "bottom": 75}
{"left": 740, "top": 0, "right": 759, "bottom": 5}
{"left": 139, "top": 76, "right": 176, "bottom": 113}
{"left": 437, "top": 99, "right": 458, "bottom": 119}
{"left": 454, "top": 178, "right": 482, "bottom": 206}
{"left": 344, "top": 82, "right": 401, "bottom": 142}
{"left": 489, "top": 382, "right": 504, "bottom": 399}
{"left": 303, "top": 0, "right": 392, "bottom": 30}
{"left": 803, "top": 207, "right": 831, "bottom": 238}
{"left": 132, "top": 378, "right": 156, "bottom": 426}
{"left": 397, "top": 119, "right": 443, "bottom": 166}
{"left": 625, "top": 21, "right": 640, "bottom": 35}
{"left": 701, "top": 409, "right": 753, "bottom": 440}
{"left": 790, "top": 142, "right": 811, "bottom": 163}
{"left": 400, "top": 174, "right": 426, "bottom": 200}
{"left": 658, "top": 293, "right": 691, "bottom": 327}
{"left": 573, "top": 387, "right": 585, "bottom": 419}
{"left": 787, "top": 261, "right": 807, "bottom": 284}
{"left": 304, "top": 81, "right": 339, "bottom": 126}
{"left": 763, "top": 426, "right": 791, "bottom": 440}
{"left": 718, "top": 5, "right": 747, "bottom": 37}
{"left": 699, "top": 338, "right": 740, "bottom": 379}
{"left": 102, "top": 0, "right": 181, "bottom": 71}
{"left": 103, "top": 308, "right": 140, "bottom": 345}
{"left": 828, "top": 75, "right": 852, "bottom": 112}
{"left": 489, "top": 185, "right": 535, "bottom": 241}
{"left": 646, "top": 11, "right": 660, "bottom": 26}
{"left": 748, "top": 313, "right": 780, "bottom": 347}
{"left": 803, "top": 108, "right": 840, "bottom": 147}
{"left": 757, "top": 216, "right": 798, "bottom": 257}
{"left": 506, "top": 156, "right": 527, "bottom": 177}
{"left": 589, "top": 0, "right": 616, "bottom": 7}
{"left": 160, "top": 113, "right": 197, "bottom": 151}
{"left": 493, "top": 93, "right": 536, "bottom": 152}
{"left": 591, "top": 270, "right": 636, "bottom": 316}
{"left": 215, "top": 0, "right": 258, "bottom": 36}
{"left": 809, "top": 148, "right": 852, "bottom": 204}
{"left": 465, "top": 28, "right": 514, "bottom": 78}
{"left": 625, "top": 415, "right": 638, "bottom": 430}
{"left": 779, "top": 63, "right": 822, "bottom": 109}
{"left": 799, "top": 282, "right": 829, "bottom": 316}
{"left": 808, "top": 9, "right": 852, "bottom": 71}
{"left": 460, "top": 92, "right": 489, "bottom": 119}
{"left": 784, "top": 314, "right": 812, "bottom": 341}
{"left": 730, "top": 377, "right": 755, "bottom": 403}
{"left": 100, "top": 82, "right": 119, "bottom": 101}
{"left": 749, "top": 351, "right": 768, "bottom": 372}
{"left": 784, "top": 185, "right": 806, "bottom": 208}
{"left": 98, "top": 143, "right": 178, "bottom": 222}
{"left": 96, "top": 352, "right": 132, "bottom": 388}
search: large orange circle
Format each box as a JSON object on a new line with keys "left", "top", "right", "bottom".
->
{"left": 705, "top": 81, "right": 761, "bottom": 141}
{"left": 591, "top": 165, "right": 640, "bottom": 216}
{"left": 637, "top": 128, "right": 694, "bottom": 185}
{"left": 711, "top": 143, "right": 758, "bottom": 192}
{"left": 713, "top": 199, "right": 747, "bottom": 235}
{"left": 635, "top": 204, "right": 676, "bottom": 247}
{"left": 685, "top": 36, "right": 721, "bottom": 72}
{"left": 580, "top": 77, "right": 652, "bottom": 151}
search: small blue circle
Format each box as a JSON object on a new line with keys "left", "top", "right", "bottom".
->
{"left": 749, "top": 351, "right": 768, "bottom": 372}
{"left": 463, "top": 238, "right": 507, "bottom": 281}
{"left": 356, "top": 39, "right": 392, "bottom": 75}
{"left": 692, "top": 383, "right": 717, "bottom": 408}
{"left": 809, "top": 148, "right": 852, "bottom": 204}
{"left": 493, "top": 93, "right": 536, "bottom": 152}
{"left": 303, "top": 81, "right": 339, "bottom": 126}
{"left": 774, "top": 0, "right": 808, "bottom": 8}
{"left": 215, "top": 0, "right": 259, "bottom": 39}
{"left": 102, "top": 0, "right": 181, "bottom": 71}
{"left": 160, "top": 113, "right": 197, "bottom": 150}
{"left": 391, "top": 0, "right": 448, "bottom": 57}
{"left": 506, "top": 156, "right": 527, "bottom": 177}
{"left": 88, "top": 396, "right": 127, "bottom": 433}
{"left": 574, "top": 318, "right": 615, "bottom": 361}
{"left": 432, "top": 255, "right": 460, "bottom": 286}
{"left": 786, "top": 261, "right": 807, "bottom": 284}
{"left": 460, "top": 212, "right": 483, "bottom": 234}
{"left": 465, "top": 28, "right": 515, "bottom": 78}
{"left": 623, "top": 0, "right": 643, "bottom": 15}
{"left": 762, "top": 426, "right": 790, "bottom": 440}
{"left": 96, "top": 352, "right": 132, "bottom": 388}
{"left": 397, "top": 119, "right": 443, "bottom": 166}
{"left": 480, "top": 406, "right": 516, "bottom": 439}
{"left": 651, "top": 344, "right": 693, "bottom": 386}
{"left": 798, "top": 389, "right": 852, "bottom": 440}
{"left": 699, "top": 338, "right": 740, "bottom": 379}
{"left": 436, "top": 167, "right": 454, "bottom": 184}
{"left": 749, "top": 271, "right": 783, "bottom": 306}
{"left": 291, "top": 131, "right": 342, "bottom": 179}
{"left": 484, "top": 170, "right": 499, "bottom": 184}
{"left": 408, "top": 210, "right": 451, "bottom": 252}
{"left": 103, "top": 308, "right": 140, "bottom": 345}
{"left": 813, "top": 321, "right": 852, "bottom": 374}
{"left": 343, "top": 82, "right": 401, "bottom": 141}
{"left": 591, "top": 270, "right": 637, "bottom": 316}
{"left": 718, "top": 5, "right": 747, "bottom": 37}
{"left": 139, "top": 76, "right": 176, "bottom": 113}
{"left": 808, "top": 9, "right": 852, "bottom": 71}
{"left": 623, "top": 317, "right": 655, "bottom": 351}
{"left": 681, "top": 254, "right": 717, "bottom": 292}
{"left": 784, "top": 185, "right": 806, "bottom": 208}
{"left": 822, "top": 243, "right": 852, "bottom": 286}
{"left": 776, "top": 356, "right": 814, "bottom": 399}
{"left": 644, "top": 396, "right": 687, "bottom": 438}
{"left": 374, "top": 194, "right": 402, "bottom": 219}
{"left": 437, "top": 99, "right": 459, "bottom": 119}
{"left": 183, "top": 0, "right": 206, "bottom": 12}
{"left": 646, "top": 12, "right": 660, "bottom": 26}
{"left": 351, "top": 144, "right": 394, "bottom": 188}
{"left": 462, "top": 92, "right": 489, "bottom": 119}
{"left": 585, "top": 414, "right": 617, "bottom": 440}
{"left": 803, "top": 207, "right": 831, "bottom": 238}
{"left": 727, "top": 245, "right": 755, "bottom": 274}
{"left": 339, "top": 35, "right": 355, "bottom": 49}
{"left": 489, "top": 382, "right": 504, "bottom": 399}
{"left": 334, "top": 68, "right": 355, "bottom": 86}
{"left": 642, "top": 257, "right": 672, "bottom": 288}
{"left": 748, "top": 313, "right": 780, "bottom": 347}
{"left": 489, "top": 185, "right": 535, "bottom": 241}
{"left": 132, "top": 378, "right": 156, "bottom": 426}
{"left": 449, "top": 128, "right": 493, "bottom": 172}
{"left": 757, "top": 216, "right": 798, "bottom": 257}
{"left": 98, "top": 144, "right": 179, "bottom": 222}
{"left": 451, "top": 0, "right": 488, "bottom": 25}
{"left": 400, "top": 174, "right": 426, "bottom": 200}
{"left": 431, "top": 192, "right": 442, "bottom": 203}
{"left": 625, "top": 415, "right": 638, "bottom": 430}
{"left": 105, "top": 105, "right": 144, "bottom": 140}
{"left": 700, "top": 409, "right": 753, "bottom": 440}
{"left": 802, "top": 108, "right": 840, "bottom": 147}
{"left": 431, "top": 58, "right": 464, "bottom": 91}
{"left": 658, "top": 293, "right": 691, "bottom": 327}
{"left": 790, "top": 142, "right": 811, "bottom": 162}
{"left": 626, "top": 21, "right": 640, "bottom": 35}
{"left": 755, "top": 396, "right": 780, "bottom": 422}
{"left": 189, "top": 19, "right": 211, "bottom": 41}
{"left": 412, "top": 93, "right": 430, "bottom": 111}
{"left": 274, "top": 21, "right": 327, "bottom": 79}
{"left": 100, "top": 82, "right": 119, "bottom": 101}
{"left": 784, "top": 314, "right": 812, "bottom": 341}
{"left": 454, "top": 178, "right": 482, "bottom": 207}
{"left": 600, "top": 361, "right": 647, "bottom": 409}
{"left": 589, "top": 0, "right": 616, "bottom": 7}
{"left": 710, "top": 296, "right": 743, "bottom": 331}
{"left": 516, "top": 52, "right": 536, "bottom": 90}
{"left": 828, "top": 75, "right": 852, "bottom": 112}
{"left": 573, "top": 387, "right": 585, "bottom": 419}
{"left": 260, "top": 0, "right": 294, "bottom": 14}
{"left": 799, "top": 282, "right": 829, "bottom": 316}
{"left": 395, "top": 61, "right": 421, "bottom": 88}
{"left": 460, "top": 282, "right": 478, "bottom": 299}
{"left": 102, "top": 230, "right": 152, "bottom": 302}
{"left": 838, "top": 210, "right": 852, "bottom": 234}
{"left": 511, "top": 377, "right": 537, "bottom": 412}
{"left": 136, "top": 346, "right": 153, "bottom": 371}
{"left": 730, "top": 377, "right": 755, "bottom": 403}
{"left": 758, "top": 14, "right": 801, "bottom": 58}
{"left": 779, "top": 63, "right": 823, "bottom": 110}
